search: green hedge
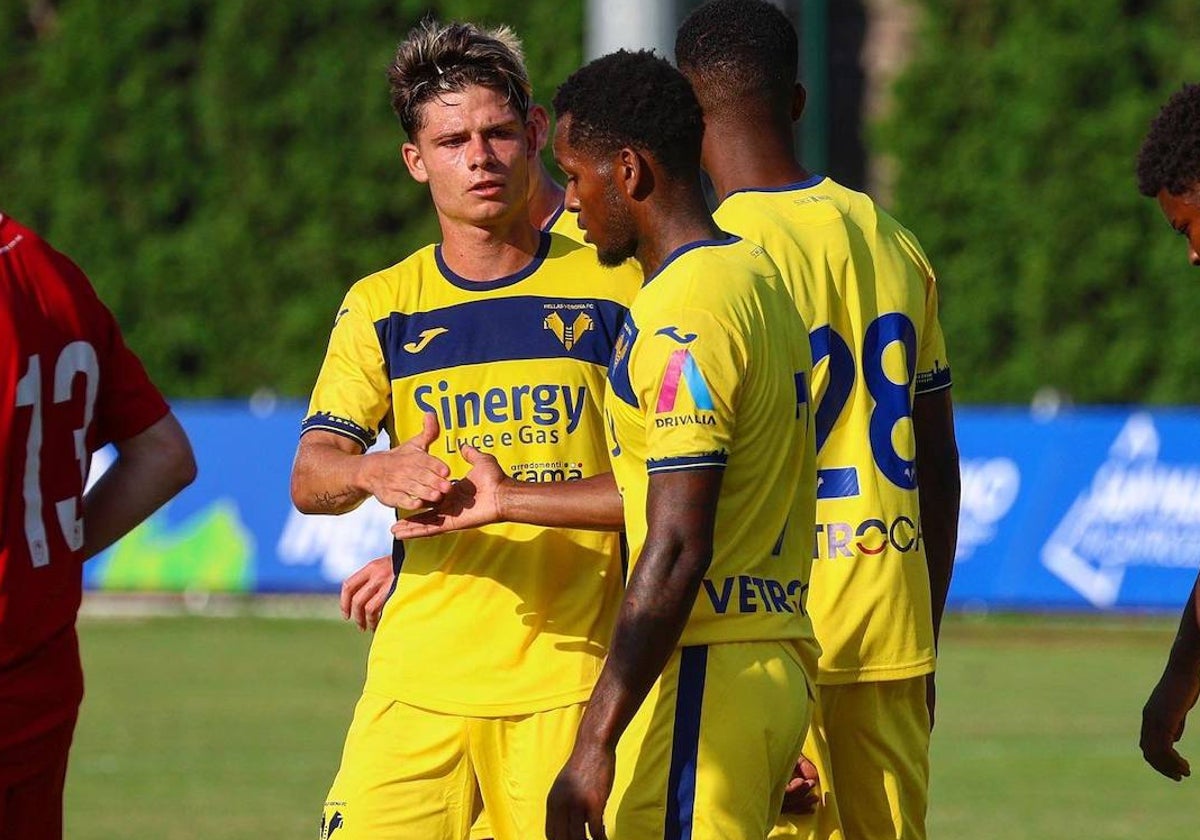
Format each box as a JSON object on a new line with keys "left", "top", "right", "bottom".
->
{"left": 883, "top": 0, "right": 1200, "bottom": 403}
{"left": 0, "top": 0, "right": 582, "bottom": 397}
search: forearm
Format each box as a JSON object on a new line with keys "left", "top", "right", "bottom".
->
{"left": 291, "top": 436, "right": 369, "bottom": 514}
{"left": 576, "top": 536, "right": 708, "bottom": 749}
{"left": 1166, "top": 576, "right": 1200, "bottom": 673}
{"left": 914, "top": 389, "right": 960, "bottom": 646}
{"left": 499, "top": 472, "right": 624, "bottom": 530}
{"left": 920, "top": 470, "right": 960, "bottom": 645}
{"left": 81, "top": 415, "right": 196, "bottom": 560}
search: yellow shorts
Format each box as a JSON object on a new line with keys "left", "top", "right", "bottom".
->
{"left": 607, "top": 641, "right": 812, "bottom": 840}
{"left": 770, "top": 689, "right": 844, "bottom": 840}
{"left": 321, "top": 691, "right": 585, "bottom": 840}
{"left": 820, "top": 676, "right": 931, "bottom": 840}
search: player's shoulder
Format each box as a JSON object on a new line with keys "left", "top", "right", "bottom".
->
{"left": 667, "top": 235, "right": 779, "bottom": 288}
{"left": 541, "top": 232, "right": 643, "bottom": 304}
{"left": 0, "top": 213, "right": 103, "bottom": 310}
{"left": 343, "top": 243, "right": 441, "bottom": 311}
{"left": 638, "top": 236, "right": 783, "bottom": 325}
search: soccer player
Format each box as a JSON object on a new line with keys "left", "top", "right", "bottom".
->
{"left": 1135, "top": 81, "right": 1200, "bottom": 781}
{"left": 0, "top": 213, "right": 197, "bottom": 840}
{"left": 289, "top": 20, "right": 640, "bottom": 840}
{"left": 674, "top": 3, "right": 961, "bottom": 838}
{"left": 397, "top": 49, "right": 822, "bottom": 840}
{"left": 338, "top": 99, "right": 584, "bottom": 638}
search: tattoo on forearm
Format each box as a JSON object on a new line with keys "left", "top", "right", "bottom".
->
{"left": 312, "top": 489, "right": 356, "bottom": 513}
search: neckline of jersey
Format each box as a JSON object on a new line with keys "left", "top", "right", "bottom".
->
{"left": 644, "top": 234, "right": 741, "bottom": 286}
{"left": 724, "top": 173, "right": 826, "bottom": 198}
{"left": 434, "top": 231, "right": 552, "bottom": 292}
{"left": 542, "top": 201, "right": 566, "bottom": 232}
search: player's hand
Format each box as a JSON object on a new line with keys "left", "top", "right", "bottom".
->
{"left": 926, "top": 671, "right": 937, "bottom": 731}
{"left": 340, "top": 555, "right": 394, "bottom": 632}
{"left": 1140, "top": 661, "right": 1200, "bottom": 780}
{"left": 391, "top": 445, "right": 510, "bottom": 539}
{"left": 780, "top": 754, "right": 821, "bottom": 815}
{"left": 545, "top": 739, "right": 613, "bottom": 840}
{"left": 358, "top": 413, "right": 453, "bottom": 510}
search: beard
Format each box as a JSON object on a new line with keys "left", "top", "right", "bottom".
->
{"left": 595, "top": 180, "right": 639, "bottom": 267}
{"left": 596, "top": 237, "right": 637, "bottom": 267}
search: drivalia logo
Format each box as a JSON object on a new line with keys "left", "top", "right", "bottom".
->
{"left": 955, "top": 457, "right": 1021, "bottom": 561}
{"left": 656, "top": 349, "right": 714, "bottom": 413}
{"left": 1041, "top": 414, "right": 1200, "bottom": 608}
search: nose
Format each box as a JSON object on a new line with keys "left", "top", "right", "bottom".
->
{"left": 563, "top": 181, "right": 581, "bottom": 213}
{"left": 467, "top": 134, "right": 494, "bottom": 170}
{"left": 1190, "top": 243, "right": 1200, "bottom": 267}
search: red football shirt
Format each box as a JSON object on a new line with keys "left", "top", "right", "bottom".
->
{"left": 0, "top": 214, "right": 169, "bottom": 765}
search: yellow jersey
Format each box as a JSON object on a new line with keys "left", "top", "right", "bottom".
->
{"left": 604, "top": 236, "right": 820, "bottom": 672}
{"left": 544, "top": 201, "right": 585, "bottom": 244}
{"left": 303, "top": 231, "right": 642, "bottom": 715}
{"left": 715, "top": 176, "right": 952, "bottom": 685}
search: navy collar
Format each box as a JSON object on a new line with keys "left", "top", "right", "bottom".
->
{"left": 542, "top": 202, "right": 566, "bottom": 232}
{"left": 724, "top": 174, "right": 826, "bottom": 198}
{"left": 435, "top": 231, "right": 551, "bottom": 291}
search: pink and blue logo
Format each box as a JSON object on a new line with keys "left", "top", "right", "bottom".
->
{"left": 656, "top": 349, "right": 714, "bottom": 413}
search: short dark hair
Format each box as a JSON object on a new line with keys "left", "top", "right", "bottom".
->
{"left": 387, "top": 18, "right": 531, "bottom": 138}
{"left": 675, "top": 0, "right": 798, "bottom": 108}
{"left": 1137, "top": 83, "right": 1200, "bottom": 198}
{"left": 552, "top": 50, "right": 704, "bottom": 179}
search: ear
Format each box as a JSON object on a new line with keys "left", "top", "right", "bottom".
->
{"left": 791, "top": 83, "right": 807, "bottom": 123}
{"left": 401, "top": 141, "right": 428, "bottom": 184}
{"left": 615, "top": 147, "right": 653, "bottom": 201}
{"left": 524, "top": 117, "right": 539, "bottom": 162}
{"left": 529, "top": 104, "right": 552, "bottom": 154}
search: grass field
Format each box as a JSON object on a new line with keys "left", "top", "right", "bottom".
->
{"left": 64, "top": 610, "right": 1199, "bottom": 839}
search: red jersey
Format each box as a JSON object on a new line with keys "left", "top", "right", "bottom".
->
{"left": 0, "top": 214, "right": 168, "bottom": 763}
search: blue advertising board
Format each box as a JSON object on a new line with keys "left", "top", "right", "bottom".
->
{"left": 84, "top": 402, "right": 1200, "bottom": 612}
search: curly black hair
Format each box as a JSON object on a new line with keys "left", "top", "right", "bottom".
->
{"left": 1137, "top": 83, "right": 1200, "bottom": 197}
{"left": 552, "top": 50, "right": 704, "bottom": 179}
{"left": 675, "top": 0, "right": 798, "bottom": 109}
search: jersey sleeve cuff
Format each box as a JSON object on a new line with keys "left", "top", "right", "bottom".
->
{"left": 915, "top": 366, "right": 952, "bottom": 394}
{"left": 300, "top": 413, "right": 376, "bottom": 451}
{"left": 646, "top": 453, "right": 728, "bottom": 474}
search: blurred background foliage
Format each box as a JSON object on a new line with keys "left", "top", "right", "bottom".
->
{"left": 0, "top": 0, "right": 581, "bottom": 397}
{"left": 883, "top": 0, "right": 1200, "bottom": 403}
{"left": 4, "top": 0, "right": 1200, "bottom": 403}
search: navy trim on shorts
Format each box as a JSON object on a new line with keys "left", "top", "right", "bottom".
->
{"left": 666, "top": 644, "right": 708, "bottom": 840}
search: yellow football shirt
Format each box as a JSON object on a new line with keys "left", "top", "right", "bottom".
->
{"left": 715, "top": 176, "right": 952, "bottom": 685}
{"left": 303, "top": 232, "right": 642, "bottom": 715}
{"left": 544, "top": 201, "right": 586, "bottom": 244}
{"left": 604, "top": 236, "right": 820, "bottom": 671}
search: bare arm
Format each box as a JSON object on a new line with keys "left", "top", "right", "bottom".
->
{"left": 390, "top": 445, "right": 625, "bottom": 539}
{"left": 81, "top": 412, "right": 197, "bottom": 560}
{"left": 545, "top": 469, "right": 721, "bottom": 840}
{"left": 913, "top": 387, "right": 960, "bottom": 647}
{"left": 1141, "top": 575, "right": 1200, "bottom": 780}
{"left": 290, "top": 413, "right": 452, "bottom": 514}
